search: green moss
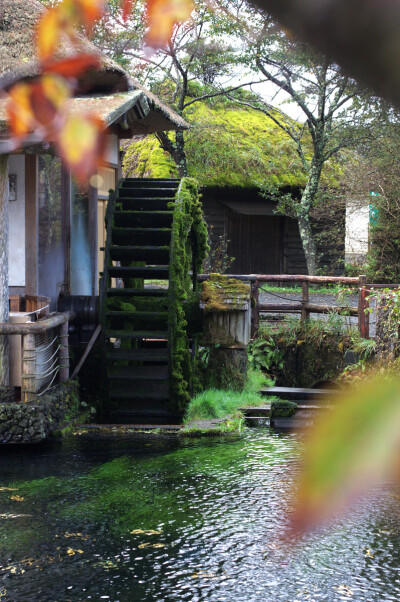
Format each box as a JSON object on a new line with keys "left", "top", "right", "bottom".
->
{"left": 201, "top": 273, "right": 250, "bottom": 312}
{"left": 168, "top": 178, "right": 209, "bottom": 414}
{"left": 123, "top": 136, "right": 177, "bottom": 179}
{"left": 123, "top": 96, "right": 341, "bottom": 190}
{"left": 270, "top": 400, "right": 298, "bottom": 419}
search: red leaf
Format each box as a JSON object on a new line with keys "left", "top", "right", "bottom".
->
{"left": 122, "top": 0, "right": 135, "bottom": 21}
{"left": 43, "top": 55, "right": 101, "bottom": 79}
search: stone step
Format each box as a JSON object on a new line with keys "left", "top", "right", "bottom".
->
{"left": 262, "top": 386, "right": 341, "bottom": 402}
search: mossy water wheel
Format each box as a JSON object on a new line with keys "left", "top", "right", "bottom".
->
{"left": 100, "top": 177, "right": 207, "bottom": 422}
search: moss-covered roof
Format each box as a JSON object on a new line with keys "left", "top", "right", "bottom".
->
{"left": 123, "top": 99, "right": 310, "bottom": 189}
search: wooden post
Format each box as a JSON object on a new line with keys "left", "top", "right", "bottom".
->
{"left": 22, "top": 333, "right": 36, "bottom": 402}
{"left": 251, "top": 280, "right": 260, "bottom": 338}
{"left": 358, "top": 275, "right": 368, "bottom": 338}
{"left": 301, "top": 279, "right": 310, "bottom": 323}
{"left": 0, "top": 154, "right": 9, "bottom": 386}
{"left": 58, "top": 321, "right": 69, "bottom": 382}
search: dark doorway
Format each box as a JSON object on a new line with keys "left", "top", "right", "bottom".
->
{"left": 227, "top": 214, "right": 284, "bottom": 274}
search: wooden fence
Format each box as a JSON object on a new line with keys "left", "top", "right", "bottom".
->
{"left": 198, "top": 274, "right": 370, "bottom": 338}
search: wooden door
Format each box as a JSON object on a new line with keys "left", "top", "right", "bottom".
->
{"left": 227, "top": 214, "right": 284, "bottom": 274}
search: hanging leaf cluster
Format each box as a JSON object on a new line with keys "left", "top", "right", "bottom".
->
{"left": 3, "top": 0, "right": 194, "bottom": 182}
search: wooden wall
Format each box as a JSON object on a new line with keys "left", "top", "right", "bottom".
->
{"left": 201, "top": 186, "right": 344, "bottom": 275}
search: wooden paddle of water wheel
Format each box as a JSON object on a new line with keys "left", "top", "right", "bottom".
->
{"left": 100, "top": 177, "right": 207, "bottom": 424}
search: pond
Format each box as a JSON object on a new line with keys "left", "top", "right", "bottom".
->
{"left": 0, "top": 428, "right": 400, "bottom": 601}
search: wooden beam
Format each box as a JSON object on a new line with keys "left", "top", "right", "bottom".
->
{"left": 0, "top": 155, "right": 9, "bottom": 386}
{"left": 198, "top": 274, "right": 360, "bottom": 284}
{"left": 259, "top": 302, "right": 358, "bottom": 315}
{"left": 71, "top": 324, "right": 101, "bottom": 379}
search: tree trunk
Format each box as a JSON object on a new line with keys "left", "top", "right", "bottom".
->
{"left": 156, "top": 131, "right": 188, "bottom": 178}
{"left": 0, "top": 155, "right": 9, "bottom": 386}
{"left": 297, "top": 159, "right": 323, "bottom": 275}
{"left": 297, "top": 209, "right": 318, "bottom": 275}
{"left": 175, "top": 131, "right": 188, "bottom": 177}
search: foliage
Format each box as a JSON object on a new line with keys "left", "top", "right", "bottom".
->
{"left": 367, "top": 288, "right": 400, "bottom": 354}
{"left": 184, "top": 368, "right": 271, "bottom": 421}
{"left": 202, "top": 227, "right": 235, "bottom": 274}
{"left": 217, "top": 1, "right": 369, "bottom": 274}
{"left": 288, "top": 375, "right": 400, "bottom": 538}
{"left": 248, "top": 336, "right": 284, "bottom": 374}
{"left": 256, "top": 317, "right": 355, "bottom": 386}
{"left": 168, "top": 177, "right": 208, "bottom": 413}
{"left": 344, "top": 121, "right": 400, "bottom": 283}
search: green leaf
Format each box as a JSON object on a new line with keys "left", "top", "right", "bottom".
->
{"left": 291, "top": 376, "right": 400, "bottom": 534}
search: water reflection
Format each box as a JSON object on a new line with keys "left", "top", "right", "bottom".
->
{"left": 0, "top": 429, "right": 399, "bottom": 601}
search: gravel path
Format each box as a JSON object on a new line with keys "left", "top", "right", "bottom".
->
{"left": 258, "top": 288, "right": 377, "bottom": 337}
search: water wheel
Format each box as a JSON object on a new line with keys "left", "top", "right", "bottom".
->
{"left": 100, "top": 177, "right": 207, "bottom": 423}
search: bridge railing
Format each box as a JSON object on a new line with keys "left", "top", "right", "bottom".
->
{"left": 198, "top": 274, "right": 370, "bottom": 338}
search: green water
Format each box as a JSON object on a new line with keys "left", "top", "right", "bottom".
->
{"left": 0, "top": 429, "right": 400, "bottom": 601}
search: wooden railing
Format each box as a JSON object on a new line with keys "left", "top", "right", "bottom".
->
{"left": 198, "top": 274, "right": 370, "bottom": 338}
{"left": 0, "top": 311, "right": 74, "bottom": 402}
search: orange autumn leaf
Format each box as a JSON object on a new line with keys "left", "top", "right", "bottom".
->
{"left": 6, "top": 74, "right": 71, "bottom": 140}
{"left": 6, "top": 82, "right": 33, "bottom": 138}
{"left": 75, "top": 0, "right": 105, "bottom": 26}
{"left": 36, "top": 0, "right": 105, "bottom": 62}
{"left": 30, "top": 74, "right": 70, "bottom": 131}
{"left": 122, "top": 0, "right": 135, "bottom": 22}
{"left": 146, "top": 0, "right": 193, "bottom": 48}
{"left": 56, "top": 113, "right": 105, "bottom": 183}
{"left": 43, "top": 54, "right": 101, "bottom": 79}
{"left": 36, "top": 8, "right": 63, "bottom": 62}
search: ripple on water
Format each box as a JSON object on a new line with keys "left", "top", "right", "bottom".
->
{"left": 0, "top": 429, "right": 399, "bottom": 601}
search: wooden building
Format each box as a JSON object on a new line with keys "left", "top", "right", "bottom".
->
{"left": 0, "top": 0, "right": 187, "bottom": 310}
{"left": 202, "top": 186, "right": 344, "bottom": 275}
{"left": 123, "top": 102, "right": 345, "bottom": 276}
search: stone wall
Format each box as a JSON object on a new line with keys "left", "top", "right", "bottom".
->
{"left": 0, "top": 381, "right": 79, "bottom": 444}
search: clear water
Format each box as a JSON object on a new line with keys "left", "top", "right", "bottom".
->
{"left": 1, "top": 428, "right": 400, "bottom": 601}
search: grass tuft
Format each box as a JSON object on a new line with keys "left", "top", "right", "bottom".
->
{"left": 184, "top": 369, "right": 272, "bottom": 422}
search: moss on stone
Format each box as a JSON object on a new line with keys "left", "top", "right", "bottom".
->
{"left": 201, "top": 273, "right": 250, "bottom": 313}
{"left": 270, "top": 400, "right": 298, "bottom": 419}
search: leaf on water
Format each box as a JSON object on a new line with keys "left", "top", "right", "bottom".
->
{"left": 56, "top": 113, "right": 105, "bottom": 184}
{"left": 9, "top": 495, "right": 24, "bottom": 502}
{"left": 138, "top": 542, "right": 151, "bottom": 549}
{"left": 66, "top": 548, "right": 84, "bottom": 555}
{"left": 145, "top": 0, "right": 194, "bottom": 49}
{"left": 288, "top": 376, "right": 400, "bottom": 537}
{"left": 151, "top": 543, "right": 165, "bottom": 548}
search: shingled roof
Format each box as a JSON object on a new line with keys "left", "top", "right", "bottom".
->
{"left": 0, "top": 0, "right": 188, "bottom": 137}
